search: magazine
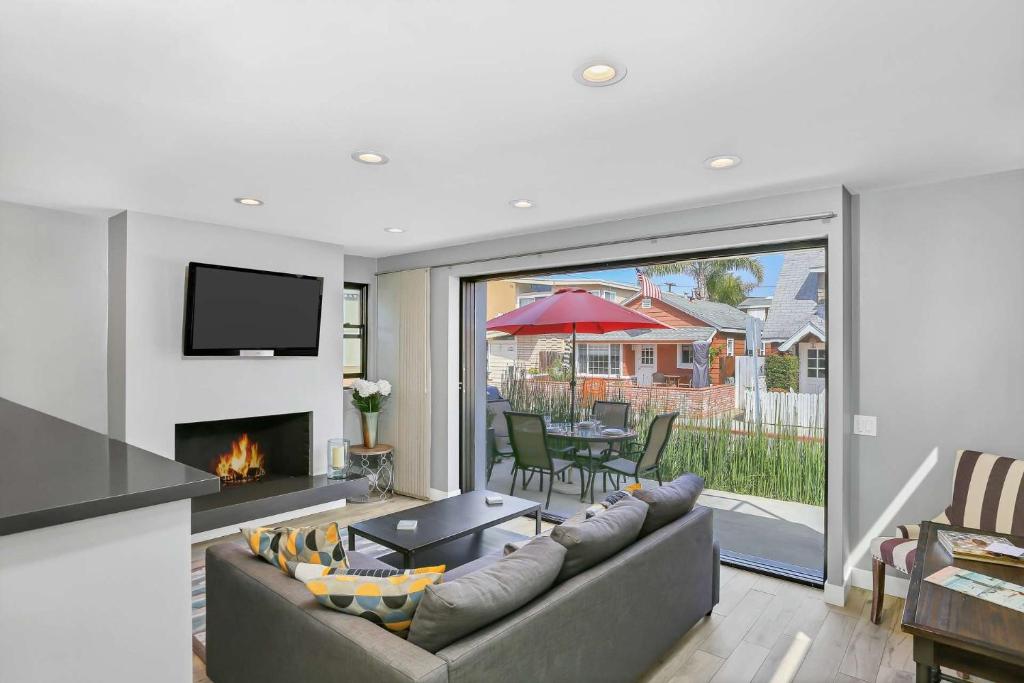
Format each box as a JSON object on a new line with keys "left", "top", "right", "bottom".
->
{"left": 936, "top": 530, "right": 1024, "bottom": 567}
{"left": 925, "top": 566, "right": 1024, "bottom": 614}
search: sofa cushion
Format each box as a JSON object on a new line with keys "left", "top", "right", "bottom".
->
{"left": 633, "top": 474, "right": 704, "bottom": 536}
{"left": 550, "top": 496, "right": 648, "bottom": 582}
{"left": 241, "top": 521, "right": 347, "bottom": 577}
{"left": 407, "top": 535, "right": 566, "bottom": 653}
{"left": 304, "top": 571, "right": 444, "bottom": 637}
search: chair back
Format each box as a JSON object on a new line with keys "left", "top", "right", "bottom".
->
{"left": 505, "top": 412, "right": 553, "bottom": 470}
{"left": 637, "top": 412, "right": 678, "bottom": 473}
{"left": 592, "top": 400, "right": 629, "bottom": 430}
{"left": 945, "top": 449, "right": 1024, "bottom": 534}
{"left": 487, "top": 400, "right": 511, "bottom": 438}
{"left": 652, "top": 372, "right": 666, "bottom": 385}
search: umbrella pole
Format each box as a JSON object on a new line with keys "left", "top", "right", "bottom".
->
{"left": 570, "top": 324, "right": 577, "bottom": 425}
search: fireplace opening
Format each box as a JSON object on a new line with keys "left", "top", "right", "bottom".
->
{"left": 175, "top": 412, "right": 311, "bottom": 485}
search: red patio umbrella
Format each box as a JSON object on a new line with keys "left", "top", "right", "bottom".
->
{"left": 486, "top": 288, "right": 669, "bottom": 423}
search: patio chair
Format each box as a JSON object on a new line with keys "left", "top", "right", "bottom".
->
{"left": 869, "top": 449, "right": 1024, "bottom": 624}
{"left": 505, "top": 412, "right": 583, "bottom": 509}
{"left": 575, "top": 400, "right": 630, "bottom": 490}
{"left": 601, "top": 412, "right": 678, "bottom": 487}
{"left": 485, "top": 399, "right": 514, "bottom": 481}
{"left": 651, "top": 372, "right": 668, "bottom": 387}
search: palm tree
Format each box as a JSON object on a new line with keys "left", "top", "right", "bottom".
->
{"left": 642, "top": 257, "right": 764, "bottom": 304}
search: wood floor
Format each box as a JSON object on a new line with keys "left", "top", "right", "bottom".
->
{"left": 192, "top": 496, "right": 918, "bottom": 683}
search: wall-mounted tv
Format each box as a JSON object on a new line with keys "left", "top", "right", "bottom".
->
{"left": 183, "top": 262, "right": 324, "bottom": 356}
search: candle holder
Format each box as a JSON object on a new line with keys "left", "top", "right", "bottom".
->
{"left": 327, "top": 438, "right": 349, "bottom": 479}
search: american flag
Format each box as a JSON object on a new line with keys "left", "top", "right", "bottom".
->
{"left": 636, "top": 269, "right": 662, "bottom": 300}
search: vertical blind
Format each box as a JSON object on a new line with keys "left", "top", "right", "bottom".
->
{"left": 376, "top": 269, "right": 432, "bottom": 499}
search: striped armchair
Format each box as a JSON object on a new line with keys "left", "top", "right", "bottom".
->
{"left": 870, "top": 449, "right": 1024, "bottom": 623}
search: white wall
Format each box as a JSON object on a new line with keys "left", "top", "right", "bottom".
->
{"left": 849, "top": 169, "right": 1024, "bottom": 578}
{"left": 108, "top": 211, "right": 346, "bottom": 474}
{"left": 342, "top": 254, "right": 377, "bottom": 440}
{"left": 0, "top": 201, "right": 108, "bottom": 432}
{"left": 0, "top": 500, "right": 193, "bottom": 683}
{"left": 379, "top": 186, "right": 852, "bottom": 595}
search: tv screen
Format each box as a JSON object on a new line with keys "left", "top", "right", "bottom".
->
{"left": 183, "top": 262, "right": 324, "bottom": 356}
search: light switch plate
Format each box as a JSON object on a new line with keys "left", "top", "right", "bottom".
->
{"left": 854, "top": 415, "right": 877, "bottom": 436}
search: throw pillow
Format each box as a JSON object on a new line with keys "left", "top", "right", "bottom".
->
{"left": 550, "top": 495, "right": 648, "bottom": 581}
{"left": 585, "top": 490, "right": 631, "bottom": 518}
{"left": 294, "top": 563, "right": 445, "bottom": 583}
{"left": 305, "top": 572, "right": 444, "bottom": 637}
{"left": 241, "top": 521, "right": 347, "bottom": 577}
{"left": 632, "top": 473, "right": 704, "bottom": 536}
{"left": 407, "top": 535, "right": 566, "bottom": 652}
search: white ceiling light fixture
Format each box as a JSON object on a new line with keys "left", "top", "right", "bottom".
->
{"left": 384, "top": 227, "right": 405, "bottom": 233}
{"left": 509, "top": 199, "right": 535, "bottom": 209}
{"left": 351, "top": 151, "right": 389, "bottom": 165}
{"left": 703, "top": 155, "right": 742, "bottom": 170}
{"left": 574, "top": 61, "right": 627, "bottom": 87}
{"left": 234, "top": 197, "right": 263, "bottom": 206}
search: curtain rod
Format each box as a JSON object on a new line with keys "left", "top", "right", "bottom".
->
{"left": 375, "top": 211, "right": 836, "bottom": 276}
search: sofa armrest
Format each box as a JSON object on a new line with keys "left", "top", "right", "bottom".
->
{"left": 205, "top": 542, "right": 447, "bottom": 683}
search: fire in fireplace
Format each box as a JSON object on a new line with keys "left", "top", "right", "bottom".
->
{"left": 213, "top": 433, "right": 267, "bottom": 485}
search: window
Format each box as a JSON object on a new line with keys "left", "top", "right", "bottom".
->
{"left": 726, "top": 338, "right": 735, "bottom": 356}
{"left": 641, "top": 297, "right": 652, "bottom": 308}
{"left": 816, "top": 272, "right": 826, "bottom": 305}
{"left": 576, "top": 343, "right": 621, "bottom": 376}
{"left": 517, "top": 293, "right": 549, "bottom": 308}
{"left": 343, "top": 283, "right": 368, "bottom": 387}
{"left": 603, "top": 290, "right": 616, "bottom": 301}
{"left": 760, "top": 341, "right": 767, "bottom": 356}
{"left": 677, "top": 345, "right": 694, "bottom": 367}
{"left": 807, "top": 347, "right": 827, "bottom": 379}
{"left": 640, "top": 345, "right": 655, "bottom": 365}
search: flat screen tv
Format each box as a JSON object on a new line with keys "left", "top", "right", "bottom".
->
{"left": 183, "top": 262, "right": 324, "bottom": 356}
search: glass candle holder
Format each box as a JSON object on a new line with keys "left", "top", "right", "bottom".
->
{"left": 327, "top": 438, "right": 349, "bottom": 479}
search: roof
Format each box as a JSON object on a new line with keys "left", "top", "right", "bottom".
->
{"left": 655, "top": 291, "right": 757, "bottom": 332}
{"left": 576, "top": 327, "right": 716, "bottom": 343}
{"left": 762, "top": 249, "right": 827, "bottom": 341}
{"left": 777, "top": 321, "right": 826, "bottom": 351}
{"left": 502, "top": 277, "right": 638, "bottom": 292}
{"left": 739, "top": 297, "right": 773, "bottom": 309}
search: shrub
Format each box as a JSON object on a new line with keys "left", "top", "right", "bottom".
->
{"left": 765, "top": 354, "right": 799, "bottom": 391}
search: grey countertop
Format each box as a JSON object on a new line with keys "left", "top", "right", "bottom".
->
{"left": 0, "top": 398, "right": 220, "bottom": 535}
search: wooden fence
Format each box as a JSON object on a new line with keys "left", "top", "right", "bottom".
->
{"left": 743, "top": 389, "right": 825, "bottom": 429}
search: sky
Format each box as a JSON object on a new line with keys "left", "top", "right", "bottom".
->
{"left": 546, "top": 251, "right": 785, "bottom": 299}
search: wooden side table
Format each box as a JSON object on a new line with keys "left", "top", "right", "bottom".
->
{"left": 346, "top": 444, "right": 395, "bottom": 503}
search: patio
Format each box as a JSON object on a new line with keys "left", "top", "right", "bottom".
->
{"left": 486, "top": 458, "right": 825, "bottom": 579}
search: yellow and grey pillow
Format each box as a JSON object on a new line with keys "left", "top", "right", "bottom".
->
{"left": 305, "top": 572, "right": 444, "bottom": 636}
{"left": 241, "top": 521, "right": 347, "bottom": 577}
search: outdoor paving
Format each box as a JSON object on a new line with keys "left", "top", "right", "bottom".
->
{"left": 485, "top": 459, "right": 825, "bottom": 577}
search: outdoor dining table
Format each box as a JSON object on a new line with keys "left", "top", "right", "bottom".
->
{"left": 546, "top": 423, "right": 638, "bottom": 503}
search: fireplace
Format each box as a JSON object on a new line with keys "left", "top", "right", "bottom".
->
{"left": 175, "top": 412, "right": 365, "bottom": 535}
{"left": 175, "top": 412, "right": 312, "bottom": 484}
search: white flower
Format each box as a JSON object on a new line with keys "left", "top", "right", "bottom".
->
{"left": 352, "top": 379, "right": 378, "bottom": 397}
{"left": 377, "top": 379, "right": 392, "bottom": 397}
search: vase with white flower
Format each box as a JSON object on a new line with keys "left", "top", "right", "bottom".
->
{"left": 351, "top": 379, "right": 391, "bottom": 448}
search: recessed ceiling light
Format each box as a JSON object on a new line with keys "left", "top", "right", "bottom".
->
{"left": 352, "top": 151, "right": 389, "bottom": 165}
{"left": 510, "top": 199, "right": 534, "bottom": 209}
{"left": 704, "top": 155, "right": 742, "bottom": 170}
{"left": 384, "top": 227, "right": 405, "bottom": 233}
{"left": 234, "top": 197, "right": 263, "bottom": 206}
{"left": 574, "top": 61, "right": 627, "bottom": 87}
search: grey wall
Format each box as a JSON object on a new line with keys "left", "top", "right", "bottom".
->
{"left": 342, "top": 254, "right": 378, "bottom": 440}
{"left": 0, "top": 201, "right": 108, "bottom": 432}
{"left": 849, "top": 169, "right": 1024, "bottom": 572}
{"left": 108, "top": 212, "right": 347, "bottom": 474}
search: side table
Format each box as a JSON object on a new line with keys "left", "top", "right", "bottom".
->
{"left": 346, "top": 443, "right": 395, "bottom": 503}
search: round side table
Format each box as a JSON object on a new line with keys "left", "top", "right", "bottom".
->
{"left": 346, "top": 443, "right": 395, "bottom": 503}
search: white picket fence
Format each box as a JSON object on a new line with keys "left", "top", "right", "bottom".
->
{"left": 744, "top": 389, "right": 825, "bottom": 429}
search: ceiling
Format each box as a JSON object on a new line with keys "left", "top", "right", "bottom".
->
{"left": 1, "top": 1, "right": 1022, "bottom": 257}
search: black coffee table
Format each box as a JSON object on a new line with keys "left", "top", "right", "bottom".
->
{"left": 347, "top": 490, "right": 541, "bottom": 570}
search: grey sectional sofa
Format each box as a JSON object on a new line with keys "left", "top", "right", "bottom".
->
{"left": 206, "top": 504, "right": 719, "bottom": 683}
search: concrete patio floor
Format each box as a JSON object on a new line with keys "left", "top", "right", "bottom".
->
{"left": 485, "top": 459, "right": 825, "bottom": 578}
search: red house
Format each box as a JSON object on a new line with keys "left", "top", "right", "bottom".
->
{"left": 574, "top": 291, "right": 757, "bottom": 386}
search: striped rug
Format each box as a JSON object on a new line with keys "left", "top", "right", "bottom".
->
{"left": 192, "top": 532, "right": 391, "bottom": 662}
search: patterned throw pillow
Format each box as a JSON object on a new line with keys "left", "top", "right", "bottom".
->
{"left": 293, "top": 563, "right": 445, "bottom": 583}
{"left": 305, "top": 572, "right": 444, "bottom": 636}
{"left": 241, "top": 522, "right": 347, "bottom": 577}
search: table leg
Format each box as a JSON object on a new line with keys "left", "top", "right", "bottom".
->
{"left": 347, "top": 527, "right": 356, "bottom": 552}
{"left": 535, "top": 508, "right": 542, "bottom": 535}
{"left": 914, "top": 662, "right": 938, "bottom": 683}
{"left": 403, "top": 551, "right": 413, "bottom": 570}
